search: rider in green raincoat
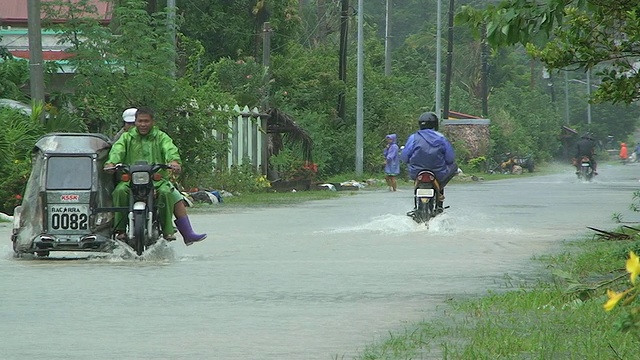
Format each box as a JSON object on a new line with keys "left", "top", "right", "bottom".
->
{"left": 105, "top": 107, "right": 206, "bottom": 246}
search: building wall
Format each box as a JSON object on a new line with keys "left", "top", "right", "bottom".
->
{"left": 441, "top": 119, "right": 491, "bottom": 159}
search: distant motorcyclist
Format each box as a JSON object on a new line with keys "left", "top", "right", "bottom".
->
{"left": 574, "top": 132, "right": 597, "bottom": 175}
{"left": 400, "top": 112, "right": 458, "bottom": 211}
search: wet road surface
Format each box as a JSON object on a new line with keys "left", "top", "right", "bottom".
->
{"left": 1, "top": 163, "right": 638, "bottom": 359}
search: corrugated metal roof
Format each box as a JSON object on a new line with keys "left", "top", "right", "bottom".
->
{"left": 0, "top": 0, "right": 112, "bottom": 24}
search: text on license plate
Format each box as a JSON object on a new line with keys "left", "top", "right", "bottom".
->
{"left": 416, "top": 188, "right": 435, "bottom": 198}
{"left": 49, "top": 205, "right": 89, "bottom": 230}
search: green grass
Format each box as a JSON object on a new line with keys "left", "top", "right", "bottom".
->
{"left": 351, "top": 233, "right": 640, "bottom": 360}
{"left": 188, "top": 189, "right": 346, "bottom": 212}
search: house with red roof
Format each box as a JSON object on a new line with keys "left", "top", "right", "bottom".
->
{"left": 0, "top": 0, "right": 112, "bottom": 65}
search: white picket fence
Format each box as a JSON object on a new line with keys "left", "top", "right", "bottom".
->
{"left": 214, "top": 105, "right": 267, "bottom": 175}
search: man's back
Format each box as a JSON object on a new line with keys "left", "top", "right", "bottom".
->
{"left": 400, "top": 129, "right": 455, "bottom": 180}
{"left": 575, "top": 138, "right": 595, "bottom": 157}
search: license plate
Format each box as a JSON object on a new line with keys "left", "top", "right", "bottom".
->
{"left": 581, "top": 163, "right": 590, "bottom": 167}
{"left": 416, "top": 188, "right": 434, "bottom": 198}
{"left": 48, "top": 205, "right": 90, "bottom": 231}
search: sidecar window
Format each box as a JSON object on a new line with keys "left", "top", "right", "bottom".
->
{"left": 46, "top": 156, "right": 92, "bottom": 190}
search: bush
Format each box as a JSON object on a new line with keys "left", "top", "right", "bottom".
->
{"left": 207, "top": 162, "right": 271, "bottom": 194}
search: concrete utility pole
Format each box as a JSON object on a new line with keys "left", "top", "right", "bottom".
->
{"left": 384, "top": 0, "right": 391, "bottom": 76}
{"left": 355, "top": 0, "right": 364, "bottom": 176}
{"left": 262, "top": 22, "right": 272, "bottom": 177}
{"left": 262, "top": 22, "right": 272, "bottom": 111}
{"left": 442, "top": 0, "right": 455, "bottom": 119}
{"left": 435, "top": 0, "right": 442, "bottom": 118}
{"left": 480, "top": 23, "right": 489, "bottom": 118}
{"left": 564, "top": 71, "right": 570, "bottom": 125}
{"left": 27, "top": 0, "right": 45, "bottom": 121}
{"left": 337, "top": 0, "right": 348, "bottom": 120}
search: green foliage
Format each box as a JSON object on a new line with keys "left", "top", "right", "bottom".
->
{"left": 210, "top": 57, "right": 268, "bottom": 107}
{"left": 269, "top": 148, "right": 317, "bottom": 181}
{"left": 0, "top": 58, "right": 29, "bottom": 101}
{"left": 467, "top": 156, "right": 487, "bottom": 172}
{"left": 0, "top": 106, "right": 87, "bottom": 214}
{"left": 208, "top": 162, "right": 271, "bottom": 194}
{"left": 459, "top": 1, "right": 640, "bottom": 105}
{"left": 488, "top": 82, "right": 562, "bottom": 161}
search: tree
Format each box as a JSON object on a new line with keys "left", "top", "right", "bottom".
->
{"left": 457, "top": 0, "right": 640, "bottom": 104}
{"left": 42, "top": 0, "right": 234, "bottom": 185}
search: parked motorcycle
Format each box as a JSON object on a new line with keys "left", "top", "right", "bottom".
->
{"left": 106, "top": 161, "right": 172, "bottom": 256}
{"left": 577, "top": 156, "right": 594, "bottom": 182}
{"left": 407, "top": 170, "right": 445, "bottom": 225}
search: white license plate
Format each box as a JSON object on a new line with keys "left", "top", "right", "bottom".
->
{"left": 416, "top": 188, "right": 435, "bottom": 198}
{"left": 581, "top": 163, "right": 590, "bottom": 167}
{"left": 49, "top": 205, "right": 90, "bottom": 231}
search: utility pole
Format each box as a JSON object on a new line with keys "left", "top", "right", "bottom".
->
{"left": 435, "top": 0, "right": 442, "bottom": 118}
{"left": 27, "top": 0, "right": 45, "bottom": 122}
{"left": 384, "top": 0, "right": 391, "bottom": 76}
{"left": 586, "top": 69, "right": 592, "bottom": 126}
{"left": 480, "top": 23, "right": 489, "bottom": 118}
{"left": 564, "top": 71, "right": 570, "bottom": 125}
{"left": 337, "top": 0, "right": 348, "bottom": 120}
{"left": 262, "top": 21, "right": 272, "bottom": 177}
{"left": 442, "top": 0, "right": 455, "bottom": 119}
{"left": 262, "top": 22, "right": 272, "bottom": 111}
{"left": 355, "top": 0, "right": 363, "bottom": 176}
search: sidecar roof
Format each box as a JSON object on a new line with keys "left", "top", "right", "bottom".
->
{"left": 33, "top": 133, "right": 112, "bottom": 155}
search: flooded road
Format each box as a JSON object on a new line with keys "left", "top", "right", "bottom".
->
{"left": 1, "top": 164, "right": 638, "bottom": 360}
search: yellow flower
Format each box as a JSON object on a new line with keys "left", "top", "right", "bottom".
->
{"left": 626, "top": 251, "right": 640, "bottom": 284}
{"left": 604, "top": 288, "right": 630, "bottom": 311}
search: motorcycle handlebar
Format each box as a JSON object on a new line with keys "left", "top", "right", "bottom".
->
{"left": 103, "top": 163, "right": 174, "bottom": 172}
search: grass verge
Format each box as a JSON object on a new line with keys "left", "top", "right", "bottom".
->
{"left": 352, "top": 230, "right": 640, "bottom": 359}
{"left": 188, "top": 189, "right": 348, "bottom": 212}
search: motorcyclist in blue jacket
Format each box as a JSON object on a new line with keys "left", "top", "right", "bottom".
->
{"left": 400, "top": 112, "right": 458, "bottom": 211}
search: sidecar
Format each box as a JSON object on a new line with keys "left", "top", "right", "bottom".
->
{"left": 11, "top": 133, "right": 115, "bottom": 257}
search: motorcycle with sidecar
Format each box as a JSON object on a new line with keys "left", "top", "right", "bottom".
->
{"left": 11, "top": 133, "right": 117, "bottom": 257}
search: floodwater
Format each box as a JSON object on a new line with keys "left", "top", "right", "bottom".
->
{"left": 1, "top": 163, "right": 638, "bottom": 360}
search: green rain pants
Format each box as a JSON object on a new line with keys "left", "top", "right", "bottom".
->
{"left": 112, "top": 179, "right": 183, "bottom": 235}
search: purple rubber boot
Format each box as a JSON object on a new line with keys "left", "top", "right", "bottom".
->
{"left": 175, "top": 216, "right": 207, "bottom": 246}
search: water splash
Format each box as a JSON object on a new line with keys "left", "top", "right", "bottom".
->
{"left": 322, "top": 211, "right": 522, "bottom": 237}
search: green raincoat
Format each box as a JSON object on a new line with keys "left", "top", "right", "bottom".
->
{"left": 107, "top": 126, "right": 183, "bottom": 234}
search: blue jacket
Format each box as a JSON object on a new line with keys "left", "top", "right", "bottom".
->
{"left": 400, "top": 129, "right": 456, "bottom": 181}
{"left": 383, "top": 134, "right": 400, "bottom": 175}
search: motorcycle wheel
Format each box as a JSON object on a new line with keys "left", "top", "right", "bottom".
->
{"left": 133, "top": 212, "right": 147, "bottom": 256}
{"left": 416, "top": 201, "right": 432, "bottom": 224}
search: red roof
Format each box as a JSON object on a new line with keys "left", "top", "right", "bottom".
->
{"left": 10, "top": 50, "right": 74, "bottom": 61}
{"left": 0, "top": 0, "right": 112, "bottom": 25}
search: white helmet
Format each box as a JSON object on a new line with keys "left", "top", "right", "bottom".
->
{"left": 122, "top": 108, "right": 137, "bottom": 123}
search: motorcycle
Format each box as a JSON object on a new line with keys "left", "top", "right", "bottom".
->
{"left": 576, "top": 156, "right": 594, "bottom": 182}
{"left": 407, "top": 170, "right": 445, "bottom": 224}
{"left": 106, "top": 161, "right": 172, "bottom": 256}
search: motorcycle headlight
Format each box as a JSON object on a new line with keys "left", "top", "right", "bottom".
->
{"left": 132, "top": 172, "right": 150, "bottom": 185}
